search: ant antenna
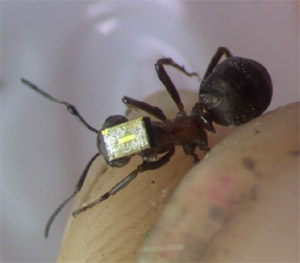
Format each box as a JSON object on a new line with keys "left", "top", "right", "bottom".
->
{"left": 44, "top": 191, "right": 77, "bottom": 238}
{"left": 21, "top": 78, "right": 99, "bottom": 134}
{"left": 44, "top": 152, "right": 100, "bottom": 238}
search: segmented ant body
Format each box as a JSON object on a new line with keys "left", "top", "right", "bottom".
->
{"left": 21, "top": 47, "right": 272, "bottom": 238}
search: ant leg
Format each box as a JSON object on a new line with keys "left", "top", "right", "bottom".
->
{"left": 44, "top": 152, "right": 100, "bottom": 238}
{"left": 21, "top": 78, "right": 98, "bottom": 134}
{"left": 183, "top": 139, "right": 210, "bottom": 164}
{"left": 191, "top": 102, "right": 216, "bottom": 133}
{"left": 190, "top": 152, "right": 200, "bottom": 163}
{"left": 202, "top": 47, "right": 233, "bottom": 80}
{"left": 157, "top": 58, "right": 200, "bottom": 79}
{"left": 183, "top": 144, "right": 200, "bottom": 164}
{"left": 122, "top": 96, "right": 167, "bottom": 122}
{"left": 72, "top": 146, "right": 175, "bottom": 217}
{"left": 155, "top": 58, "right": 199, "bottom": 113}
{"left": 195, "top": 140, "right": 210, "bottom": 155}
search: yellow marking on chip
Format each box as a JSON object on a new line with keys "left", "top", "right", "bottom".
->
{"left": 101, "top": 129, "right": 109, "bottom": 136}
{"left": 118, "top": 134, "right": 136, "bottom": 144}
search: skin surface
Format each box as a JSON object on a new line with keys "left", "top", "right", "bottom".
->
{"left": 138, "top": 100, "right": 299, "bottom": 262}
{"left": 57, "top": 91, "right": 299, "bottom": 262}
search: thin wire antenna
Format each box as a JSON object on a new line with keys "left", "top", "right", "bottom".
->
{"left": 21, "top": 78, "right": 99, "bottom": 134}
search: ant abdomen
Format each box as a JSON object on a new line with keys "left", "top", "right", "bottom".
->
{"left": 199, "top": 50, "right": 273, "bottom": 126}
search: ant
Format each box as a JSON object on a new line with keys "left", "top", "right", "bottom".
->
{"left": 21, "top": 47, "right": 272, "bottom": 238}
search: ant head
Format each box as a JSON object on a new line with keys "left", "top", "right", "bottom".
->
{"left": 97, "top": 115, "right": 130, "bottom": 167}
{"left": 101, "top": 115, "right": 129, "bottom": 129}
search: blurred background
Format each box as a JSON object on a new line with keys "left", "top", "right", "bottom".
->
{"left": 1, "top": 1, "right": 299, "bottom": 261}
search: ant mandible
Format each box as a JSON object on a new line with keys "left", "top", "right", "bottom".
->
{"left": 21, "top": 46, "right": 272, "bottom": 238}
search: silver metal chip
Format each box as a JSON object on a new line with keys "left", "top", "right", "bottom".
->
{"left": 101, "top": 117, "right": 152, "bottom": 161}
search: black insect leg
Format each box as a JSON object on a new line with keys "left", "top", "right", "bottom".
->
{"left": 182, "top": 144, "right": 200, "bottom": 164}
{"left": 195, "top": 140, "right": 210, "bottom": 155}
{"left": 72, "top": 146, "right": 175, "bottom": 217}
{"left": 44, "top": 152, "right": 100, "bottom": 238}
{"left": 191, "top": 102, "right": 216, "bottom": 133}
{"left": 122, "top": 96, "right": 167, "bottom": 122}
{"left": 190, "top": 152, "right": 200, "bottom": 164}
{"left": 21, "top": 78, "right": 99, "bottom": 133}
{"left": 202, "top": 47, "right": 233, "bottom": 80}
{"left": 155, "top": 58, "right": 199, "bottom": 113}
{"left": 156, "top": 58, "right": 200, "bottom": 79}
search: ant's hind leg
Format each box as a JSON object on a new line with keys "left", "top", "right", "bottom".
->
{"left": 122, "top": 96, "right": 167, "bottom": 122}
{"left": 72, "top": 146, "right": 175, "bottom": 217}
{"left": 202, "top": 47, "right": 233, "bottom": 80}
{"left": 155, "top": 58, "right": 198, "bottom": 113}
{"left": 156, "top": 58, "right": 200, "bottom": 79}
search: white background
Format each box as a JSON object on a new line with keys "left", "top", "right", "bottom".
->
{"left": 1, "top": 1, "right": 299, "bottom": 262}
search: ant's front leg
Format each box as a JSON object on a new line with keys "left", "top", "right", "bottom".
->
{"left": 72, "top": 146, "right": 175, "bottom": 217}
